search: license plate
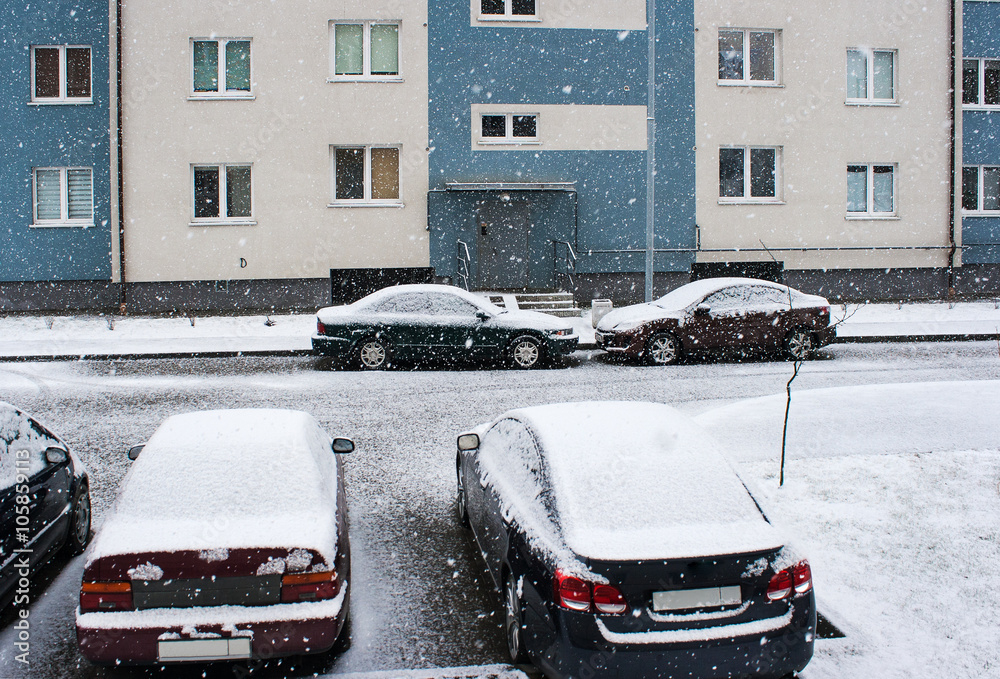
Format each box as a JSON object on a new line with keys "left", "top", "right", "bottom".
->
{"left": 652, "top": 586, "right": 742, "bottom": 612}
{"left": 158, "top": 638, "right": 252, "bottom": 662}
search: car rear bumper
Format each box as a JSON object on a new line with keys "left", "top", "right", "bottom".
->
{"left": 311, "top": 335, "right": 351, "bottom": 357}
{"left": 76, "top": 587, "right": 347, "bottom": 665}
{"left": 814, "top": 325, "right": 836, "bottom": 347}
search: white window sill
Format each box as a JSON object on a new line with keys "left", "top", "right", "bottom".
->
{"left": 189, "top": 220, "right": 257, "bottom": 226}
{"left": 962, "top": 105, "right": 1000, "bottom": 111}
{"left": 845, "top": 214, "right": 899, "bottom": 221}
{"left": 961, "top": 211, "right": 1000, "bottom": 217}
{"left": 328, "top": 202, "right": 405, "bottom": 208}
{"left": 478, "top": 140, "right": 541, "bottom": 146}
{"left": 327, "top": 77, "right": 404, "bottom": 83}
{"left": 28, "top": 99, "right": 94, "bottom": 106}
{"left": 718, "top": 198, "right": 785, "bottom": 205}
{"left": 846, "top": 100, "right": 900, "bottom": 107}
{"left": 717, "top": 81, "right": 783, "bottom": 88}
{"left": 30, "top": 221, "right": 94, "bottom": 228}
{"left": 188, "top": 94, "right": 256, "bottom": 101}
{"left": 477, "top": 15, "right": 541, "bottom": 22}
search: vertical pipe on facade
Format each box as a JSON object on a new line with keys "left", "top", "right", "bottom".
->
{"left": 644, "top": 0, "right": 656, "bottom": 302}
{"left": 948, "top": 0, "right": 958, "bottom": 296}
{"left": 116, "top": 0, "right": 127, "bottom": 312}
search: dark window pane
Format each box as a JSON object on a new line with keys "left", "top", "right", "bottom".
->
{"left": 482, "top": 115, "right": 506, "bottom": 138}
{"left": 512, "top": 0, "right": 535, "bottom": 15}
{"left": 225, "top": 41, "right": 251, "bottom": 91}
{"left": 512, "top": 115, "right": 536, "bottom": 138}
{"left": 750, "top": 148, "right": 776, "bottom": 198}
{"left": 194, "top": 167, "right": 220, "bottom": 218}
{"left": 985, "top": 60, "right": 1000, "bottom": 106}
{"left": 749, "top": 32, "right": 774, "bottom": 81}
{"left": 963, "top": 59, "right": 980, "bottom": 105}
{"left": 984, "top": 167, "right": 1000, "bottom": 211}
{"left": 226, "top": 166, "right": 252, "bottom": 217}
{"left": 962, "top": 167, "right": 979, "bottom": 211}
{"left": 481, "top": 0, "right": 504, "bottom": 14}
{"left": 34, "top": 48, "right": 60, "bottom": 98}
{"left": 336, "top": 148, "right": 365, "bottom": 200}
{"left": 718, "top": 31, "right": 744, "bottom": 81}
{"left": 66, "top": 48, "right": 91, "bottom": 98}
{"left": 193, "top": 41, "right": 219, "bottom": 92}
{"left": 719, "top": 148, "right": 745, "bottom": 198}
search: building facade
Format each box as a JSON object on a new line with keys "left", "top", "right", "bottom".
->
{"left": 0, "top": 0, "right": 115, "bottom": 310}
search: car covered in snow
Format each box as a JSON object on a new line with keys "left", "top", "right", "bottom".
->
{"left": 76, "top": 409, "right": 354, "bottom": 665}
{"left": 595, "top": 278, "right": 835, "bottom": 364}
{"left": 312, "top": 284, "right": 578, "bottom": 369}
{"left": 455, "top": 401, "right": 815, "bottom": 679}
{"left": 1, "top": 402, "right": 91, "bottom": 608}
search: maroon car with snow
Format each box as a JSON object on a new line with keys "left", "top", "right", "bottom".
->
{"left": 76, "top": 409, "right": 354, "bottom": 665}
{"left": 595, "top": 278, "right": 835, "bottom": 365}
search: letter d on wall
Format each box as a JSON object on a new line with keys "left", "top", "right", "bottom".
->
{"left": 240, "top": 258, "right": 247, "bottom": 268}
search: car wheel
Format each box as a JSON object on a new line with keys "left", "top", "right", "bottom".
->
{"left": 505, "top": 572, "right": 529, "bottom": 664}
{"left": 645, "top": 332, "right": 681, "bottom": 366}
{"left": 456, "top": 460, "right": 470, "bottom": 528}
{"left": 509, "top": 336, "right": 542, "bottom": 369}
{"left": 356, "top": 336, "right": 390, "bottom": 370}
{"left": 784, "top": 327, "right": 815, "bottom": 361}
{"left": 64, "top": 483, "right": 91, "bottom": 555}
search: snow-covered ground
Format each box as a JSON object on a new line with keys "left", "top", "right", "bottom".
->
{"left": 0, "top": 300, "right": 999, "bottom": 358}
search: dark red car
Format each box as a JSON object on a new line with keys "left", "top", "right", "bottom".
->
{"left": 595, "top": 278, "right": 835, "bottom": 365}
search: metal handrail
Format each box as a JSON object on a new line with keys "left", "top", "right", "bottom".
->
{"left": 551, "top": 240, "right": 577, "bottom": 291}
{"left": 456, "top": 240, "right": 472, "bottom": 291}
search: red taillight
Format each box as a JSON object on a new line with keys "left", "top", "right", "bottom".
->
{"left": 80, "top": 581, "right": 133, "bottom": 612}
{"left": 317, "top": 320, "right": 326, "bottom": 335}
{"left": 820, "top": 306, "right": 830, "bottom": 316}
{"left": 281, "top": 570, "right": 338, "bottom": 603}
{"left": 793, "top": 561, "right": 812, "bottom": 594}
{"left": 767, "top": 570, "right": 793, "bottom": 601}
{"left": 553, "top": 570, "right": 627, "bottom": 615}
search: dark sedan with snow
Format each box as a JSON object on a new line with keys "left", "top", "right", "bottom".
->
{"left": 312, "top": 284, "right": 578, "bottom": 369}
{"left": 76, "top": 409, "right": 354, "bottom": 665}
{"left": 455, "top": 402, "right": 815, "bottom": 679}
{"left": 596, "top": 278, "right": 835, "bottom": 365}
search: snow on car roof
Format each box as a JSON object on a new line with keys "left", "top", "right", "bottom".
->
{"left": 653, "top": 277, "right": 823, "bottom": 311}
{"left": 511, "top": 401, "right": 784, "bottom": 561}
{"left": 88, "top": 409, "right": 340, "bottom": 561}
{"left": 318, "top": 283, "right": 498, "bottom": 316}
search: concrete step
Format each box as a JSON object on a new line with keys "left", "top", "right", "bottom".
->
{"left": 478, "top": 291, "right": 580, "bottom": 319}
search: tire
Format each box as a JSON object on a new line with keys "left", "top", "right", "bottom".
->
{"left": 784, "top": 327, "right": 815, "bottom": 361}
{"left": 455, "top": 459, "right": 470, "bottom": 528}
{"left": 356, "top": 336, "right": 390, "bottom": 370}
{"left": 504, "top": 571, "right": 529, "bottom": 664}
{"left": 508, "top": 335, "right": 543, "bottom": 369}
{"left": 64, "top": 483, "right": 91, "bottom": 556}
{"left": 645, "top": 332, "right": 681, "bottom": 366}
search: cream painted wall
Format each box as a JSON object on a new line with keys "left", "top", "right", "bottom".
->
{"left": 694, "top": 1, "right": 954, "bottom": 270}
{"left": 469, "top": 0, "right": 646, "bottom": 30}
{"left": 122, "top": 0, "right": 429, "bottom": 283}
{"left": 470, "top": 104, "right": 647, "bottom": 151}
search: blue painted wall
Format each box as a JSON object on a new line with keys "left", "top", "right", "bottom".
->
{"left": 963, "top": 0, "right": 1000, "bottom": 265}
{"left": 0, "top": 1, "right": 112, "bottom": 282}
{"left": 428, "top": 1, "right": 695, "bottom": 284}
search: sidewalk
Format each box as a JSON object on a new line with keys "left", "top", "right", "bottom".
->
{"left": 0, "top": 301, "right": 998, "bottom": 360}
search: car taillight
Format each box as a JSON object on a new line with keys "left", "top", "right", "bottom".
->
{"left": 281, "top": 570, "right": 338, "bottom": 603}
{"left": 553, "top": 570, "right": 627, "bottom": 615}
{"left": 80, "top": 581, "right": 134, "bottom": 612}
{"left": 767, "top": 560, "right": 812, "bottom": 601}
{"left": 317, "top": 320, "right": 326, "bottom": 335}
{"left": 820, "top": 306, "right": 830, "bottom": 316}
{"left": 793, "top": 561, "right": 812, "bottom": 594}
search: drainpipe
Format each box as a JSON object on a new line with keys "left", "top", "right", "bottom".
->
{"left": 116, "top": 0, "right": 127, "bottom": 313}
{"left": 644, "top": 0, "right": 656, "bottom": 302}
{"left": 948, "top": 0, "right": 958, "bottom": 297}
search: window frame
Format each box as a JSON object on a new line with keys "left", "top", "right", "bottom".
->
{"left": 29, "top": 45, "right": 93, "bottom": 104}
{"left": 189, "top": 38, "right": 254, "bottom": 100}
{"left": 845, "top": 47, "right": 898, "bottom": 105}
{"left": 189, "top": 163, "right": 255, "bottom": 225}
{"left": 329, "top": 21, "right": 403, "bottom": 82}
{"left": 477, "top": 113, "right": 540, "bottom": 145}
{"left": 846, "top": 163, "right": 898, "bottom": 219}
{"left": 31, "top": 167, "right": 95, "bottom": 228}
{"left": 329, "top": 145, "right": 404, "bottom": 207}
{"left": 962, "top": 165, "right": 1000, "bottom": 214}
{"left": 717, "top": 145, "right": 783, "bottom": 204}
{"left": 962, "top": 58, "right": 1000, "bottom": 109}
{"left": 717, "top": 28, "right": 781, "bottom": 87}
{"left": 477, "top": 0, "right": 539, "bottom": 22}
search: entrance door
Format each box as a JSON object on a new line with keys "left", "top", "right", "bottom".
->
{"left": 475, "top": 199, "right": 530, "bottom": 289}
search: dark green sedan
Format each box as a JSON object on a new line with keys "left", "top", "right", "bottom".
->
{"left": 312, "top": 284, "right": 579, "bottom": 369}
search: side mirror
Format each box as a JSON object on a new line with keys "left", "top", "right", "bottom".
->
{"left": 694, "top": 305, "right": 711, "bottom": 317}
{"left": 127, "top": 445, "right": 145, "bottom": 461}
{"left": 45, "top": 447, "right": 68, "bottom": 465}
{"left": 475, "top": 311, "right": 490, "bottom": 322}
{"left": 332, "top": 438, "right": 355, "bottom": 454}
{"left": 457, "top": 433, "right": 480, "bottom": 451}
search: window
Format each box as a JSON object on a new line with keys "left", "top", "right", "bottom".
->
{"left": 847, "top": 164, "right": 896, "bottom": 216}
{"left": 846, "top": 48, "right": 896, "bottom": 103}
{"left": 718, "top": 29, "right": 778, "bottom": 84}
{"left": 480, "top": 0, "right": 536, "bottom": 19}
{"left": 32, "top": 168, "right": 93, "bottom": 226}
{"left": 331, "top": 146, "right": 400, "bottom": 204}
{"left": 191, "top": 39, "right": 251, "bottom": 97}
{"left": 718, "top": 147, "right": 780, "bottom": 202}
{"left": 962, "top": 166, "right": 1000, "bottom": 213}
{"left": 331, "top": 22, "right": 400, "bottom": 80}
{"left": 192, "top": 164, "right": 253, "bottom": 222}
{"left": 479, "top": 113, "right": 538, "bottom": 143}
{"left": 31, "top": 46, "right": 91, "bottom": 103}
{"left": 963, "top": 58, "right": 1000, "bottom": 107}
